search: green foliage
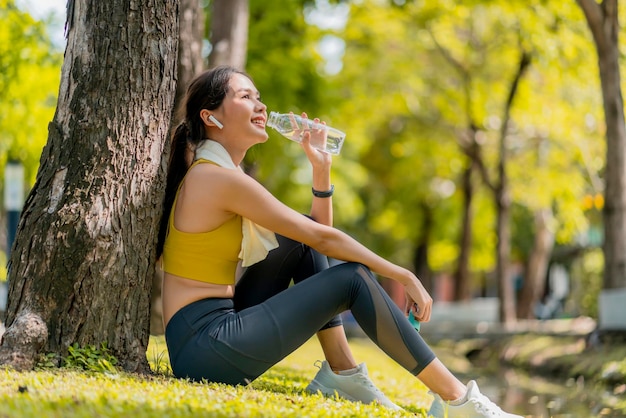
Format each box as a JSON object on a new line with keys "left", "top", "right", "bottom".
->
{"left": 35, "top": 352, "right": 59, "bottom": 370}
{"left": 2, "top": 0, "right": 617, "bottom": 310}
{"left": 246, "top": 0, "right": 338, "bottom": 215}
{"left": 0, "top": 0, "right": 62, "bottom": 186}
{"left": 0, "top": 250, "right": 6, "bottom": 282}
{"left": 510, "top": 203, "right": 537, "bottom": 262}
{"left": 63, "top": 343, "right": 118, "bottom": 374}
{"left": 316, "top": 0, "right": 605, "bottom": 285}
{"left": 569, "top": 248, "right": 603, "bottom": 318}
{"left": 146, "top": 337, "right": 172, "bottom": 376}
{"left": 601, "top": 360, "right": 626, "bottom": 386}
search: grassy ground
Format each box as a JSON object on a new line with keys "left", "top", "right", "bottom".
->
{"left": 4, "top": 330, "right": 623, "bottom": 417}
{"left": 0, "top": 336, "right": 432, "bottom": 417}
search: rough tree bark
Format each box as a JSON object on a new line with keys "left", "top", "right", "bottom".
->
{"left": 208, "top": 0, "right": 249, "bottom": 69}
{"left": 577, "top": 0, "right": 626, "bottom": 290}
{"left": 151, "top": 0, "right": 204, "bottom": 336}
{"left": 0, "top": 0, "right": 179, "bottom": 371}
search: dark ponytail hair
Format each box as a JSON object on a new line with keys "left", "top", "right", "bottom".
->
{"left": 156, "top": 65, "right": 250, "bottom": 257}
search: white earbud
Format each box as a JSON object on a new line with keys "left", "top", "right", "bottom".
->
{"left": 208, "top": 115, "right": 224, "bottom": 129}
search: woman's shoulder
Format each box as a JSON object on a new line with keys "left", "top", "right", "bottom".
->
{"left": 189, "top": 158, "right": 221, "bottom": 170}
{"left": 186, "top": 160, "right": 234, "bottom": 177}
{"left": 183, "top": 160, "right": 250, "bottom": 193}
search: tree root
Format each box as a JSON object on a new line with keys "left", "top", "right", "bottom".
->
{"left": 0, "top": 311, "right": 48, "bottom": 371}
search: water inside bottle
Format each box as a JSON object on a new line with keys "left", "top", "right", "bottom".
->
{"left": 272, "top": 128, "right": 344, "bottom": 155}
{"left": 267, "top": 111, "right": 345, "bottom": 155}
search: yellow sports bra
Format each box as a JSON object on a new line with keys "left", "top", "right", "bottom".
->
{"left": 162, "top": 159, "right": 242, "bottom": 285}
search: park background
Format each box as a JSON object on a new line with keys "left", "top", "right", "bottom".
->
{"left": 1, "top": 0, "right": 626, "bottom": 416}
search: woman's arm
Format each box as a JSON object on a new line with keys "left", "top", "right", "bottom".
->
{"left": 207, "top": 168, "right": 432, "bottom": 321}
{"left": 299, "top": 116, "right": 333, "bottom": 226}
{"left": 302, "top": 132, "right": 333, "bottom": 226}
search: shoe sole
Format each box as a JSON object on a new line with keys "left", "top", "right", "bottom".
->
{"left": 306, "top": 380, "right": 402, "bottom": 411}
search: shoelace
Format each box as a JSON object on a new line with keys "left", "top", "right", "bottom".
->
{"left": 354, "top": 375, "right": 377, "bottom": 389}
{"left": 353, "top": 374, "right": 385, "bottom": 395}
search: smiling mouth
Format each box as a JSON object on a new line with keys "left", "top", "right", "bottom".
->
{"left": 252, "top": 118, "right": 266, "bottom": 127}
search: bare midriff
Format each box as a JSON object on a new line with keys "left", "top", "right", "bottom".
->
{"left": 162, "top": 272, "right": 235, "bottom": 328}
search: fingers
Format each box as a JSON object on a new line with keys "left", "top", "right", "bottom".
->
{"left": 300, "top": 115, "right": 330, "bottom": 157}
{"left": 414, "top": 302, "right": 432, "bottom": 323}
{"left": 403, "top": 278, "right": 434, "bottom": 323}
{"left": 288, "top": 112, "right": 300, "bottom": 131}
{"left": 405, "top": 295, "right": 432, "bottom": 323}
{"left": 404, "top": 299, "right": 413, "bottom": 315}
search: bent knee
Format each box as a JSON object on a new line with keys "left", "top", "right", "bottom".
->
{"left": 331, "top": 262, "right": 373, "bottom": 279}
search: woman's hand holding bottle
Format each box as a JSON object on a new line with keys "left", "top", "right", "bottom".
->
{"left": 403, "top": 273, "right": 433, "bottom": 324}
{"left": 298, "top": 113, "right": 332, "bottom": 171}
{"left": 267, "top": 111, "right": 346, "bottom": 155}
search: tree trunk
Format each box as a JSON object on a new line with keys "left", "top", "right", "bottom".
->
{"left": 428, "top": 32, "right": 478, "bottom": 302}
{"left": 496, "top": 50, "right": 531, "bottom": 326}
{"left": 517, "top": 208, "right": 555, "bottom": 319}
{"left": 0, "top": 0, "right": 179, "bottom": 372}
{"left": 413, "top": 204, "right": 434, "bottom": 294}
{"left": 175, "top": 0, "right": 205, "bottom": 110}
{"left": 454, "top": 158, "right": 475, "bottom": 301}
{"left": 208, "top": 0, "right": 249, "bottom": 69}
{"left": 495, "top": 186, "right": 516, "bottom": 325}
{"left": 577, "top": 0, "right": 626, "bottom": 290}
{"left": 151, "top": 0, "right": 204, "bottom": 336}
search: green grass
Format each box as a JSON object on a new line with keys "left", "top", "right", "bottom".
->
{"left": 0, "top": 336, "right": 432, "bottom": 417}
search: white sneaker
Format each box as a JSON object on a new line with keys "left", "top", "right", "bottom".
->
{"left": 305, "top": 360, "right": 402, "bottom": 411}
{"left": 427, "top": 380, "right": 523, "bottom": 418}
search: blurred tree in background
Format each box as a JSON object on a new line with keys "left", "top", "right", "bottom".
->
{"left": 1, "top": 0, "right": 619, "bottom": 330}
{"left": 316, "top": 0, "right": 605, "bottom": 321}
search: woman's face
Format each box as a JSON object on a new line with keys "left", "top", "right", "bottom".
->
{"left": 214, "top": 73, "right": 268, "bottom": 147}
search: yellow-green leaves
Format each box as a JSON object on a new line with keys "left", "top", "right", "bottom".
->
{"left": 0, "top": 0, "right": 62, "bottom": 183}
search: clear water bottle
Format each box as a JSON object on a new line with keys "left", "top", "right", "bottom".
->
{"left": 266, "top": 111, "right": 346, "bottom": 155}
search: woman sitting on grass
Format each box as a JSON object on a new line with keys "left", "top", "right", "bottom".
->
{"left": 156, "top": 65, "right": 523, "bottom": 418}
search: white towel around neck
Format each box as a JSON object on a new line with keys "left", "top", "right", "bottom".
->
{"left": 194, "top": 140, "right": 279, "bottom": 267}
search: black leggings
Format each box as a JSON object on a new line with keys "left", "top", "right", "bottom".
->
{"left": 234, "top": 234, "right": 343, "bottom": 329}
{"left": 165, "top": 235, "right": 436, "bottom": 385}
